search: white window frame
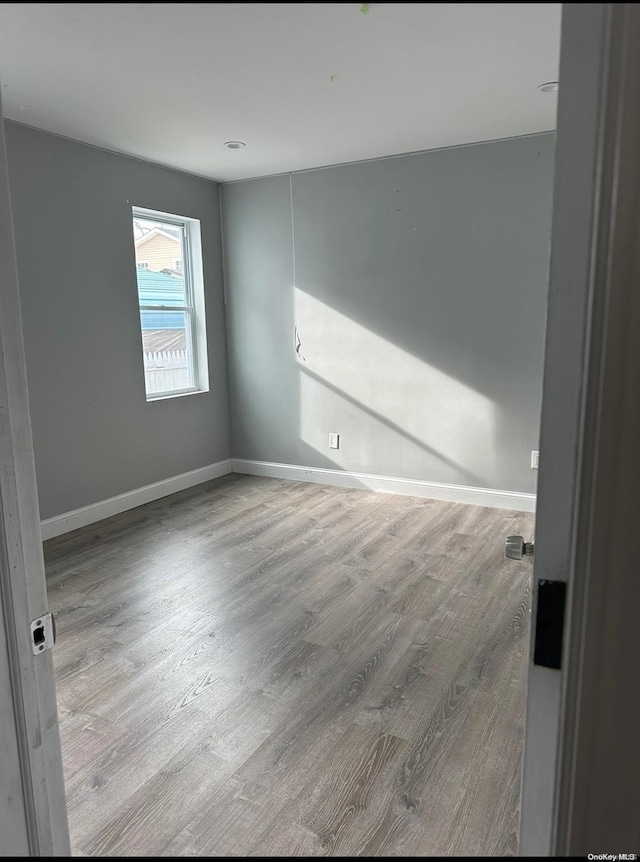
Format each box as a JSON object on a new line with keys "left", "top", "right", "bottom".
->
{"left": 132, "top": 206, "right": 209, "bottom": 401}
{"left": 174, "top": 259, "right": 183, "bottom": 272}
{"left": 137, "top": 261, "right": 149, "bottom": 269}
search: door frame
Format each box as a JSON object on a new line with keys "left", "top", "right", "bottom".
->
{"left": 520, "top": 3, "right": 640, "bottom": 855}
{"left": 0, "top": 91, "right": 70, "bottom": 855}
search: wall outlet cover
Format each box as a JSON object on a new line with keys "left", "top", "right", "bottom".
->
{"left": 329, "top": 433, "right": 339, "bottom": 450}
{"left": 531, "top": 450, "right": 540, "bottom": 469}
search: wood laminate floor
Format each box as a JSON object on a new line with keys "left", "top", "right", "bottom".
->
{"left": 45, "top": 474, "right": 534, "bottom": 857}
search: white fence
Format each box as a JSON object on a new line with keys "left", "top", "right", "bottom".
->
{"left": 143, "top": 349, "right": 190, "bottom": 394}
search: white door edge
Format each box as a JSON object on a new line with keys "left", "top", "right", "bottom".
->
{"left": 520, "top": 3, "right": 640, "bottom": 855}
{"left": 0, "top": 89, "right": 71, "bottom": 856}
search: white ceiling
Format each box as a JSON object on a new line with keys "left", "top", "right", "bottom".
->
{"left": 0, "top": 3, "right": 561, "bottom": 182}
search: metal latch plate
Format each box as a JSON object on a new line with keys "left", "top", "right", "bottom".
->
{"left": 30, "top": 612, "right": 55, "bottom": 655}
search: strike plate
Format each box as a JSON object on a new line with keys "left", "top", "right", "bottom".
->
{"left": 30, "top": 612, "right": 56, "bottom": 655}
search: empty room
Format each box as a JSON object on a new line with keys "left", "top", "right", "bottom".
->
{"left": 4, "top": 3, "right": 636, "bottom": 859}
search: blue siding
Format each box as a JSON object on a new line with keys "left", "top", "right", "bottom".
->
{"left": 136, "top": 268, "right": 185, "bottom": 330}
{"left": 140, "top": 310, "right": 185, "bottom": 331}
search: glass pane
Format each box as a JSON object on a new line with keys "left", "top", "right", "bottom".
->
{"left": 139, "top": 309, "right": 195, "bottom": 396}
{"left": 132, "top": 216, "right": 187, "bottom": 305}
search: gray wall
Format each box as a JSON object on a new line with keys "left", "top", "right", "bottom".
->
{"left": 223, "top": 133, "right": 555, "bottom": 494}
{"left": 5, "top": 123, "right": 230, "bottom": 520}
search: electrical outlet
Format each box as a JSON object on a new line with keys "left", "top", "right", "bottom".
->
{"left": 329, "top": 433, "right": 339, "bottom": 450}
{"left": 531, "top": 450, "right": 540, "bottom": 469}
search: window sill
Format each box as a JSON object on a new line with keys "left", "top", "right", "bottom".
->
{"left": 146, "top": 388, "right": 209, "bottom": 403}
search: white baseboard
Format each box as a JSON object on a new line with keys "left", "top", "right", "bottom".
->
{"left": 40, "top": 456, "right": 535, "bottom": 540}
{"left": 40, "top": 459, "right": 232, "bottom": 540}
{"left": 231, "top": 458, "right": 536, "bottom": 513}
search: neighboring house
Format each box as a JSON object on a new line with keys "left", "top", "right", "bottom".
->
{"left": 135, "top": 267, "right": 186, "bottom": 352}
{"left": 135, "top": 227, "right": 182, "bottom": 272}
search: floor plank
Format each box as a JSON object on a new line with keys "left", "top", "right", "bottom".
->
{"left": 45, "top": 474, "right": 534, "bottom": 856}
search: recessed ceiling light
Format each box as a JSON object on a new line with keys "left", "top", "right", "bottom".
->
{"left": 538, "top": 81, "right": 559, "bottom": 94}
{"left": 225, "top": 141, "right": 246, "bottom": 150}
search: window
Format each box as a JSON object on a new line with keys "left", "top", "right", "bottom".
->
{"left": 132, "top": 207, "right": 209, "bottom": 400}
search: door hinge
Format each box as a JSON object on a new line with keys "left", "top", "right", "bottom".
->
{"left": 533, "top": 580, "right": 566, "bottom": 669}
{"left": 30, "top": 612, "right": 56, "bottom": 656}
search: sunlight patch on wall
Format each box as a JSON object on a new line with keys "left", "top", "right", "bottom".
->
{"left": 294, "top": 287, "right": 496, "bottom": 484}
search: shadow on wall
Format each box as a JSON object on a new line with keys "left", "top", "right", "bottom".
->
{"left": 294, "top": 287, "right": 494, "bottom": 488}
{"left": 286, "top": 138, "right": 554, "bottom": 493}
{"left": 224, "top": 136, "right": 554, "bottom": 495}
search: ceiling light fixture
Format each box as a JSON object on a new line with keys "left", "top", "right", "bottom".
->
{"left": 225, "top": 141, "right": 246, "bottom": 149}
{"left": 538, "top": 81, "right": 559, "bottom": 94}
